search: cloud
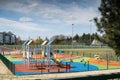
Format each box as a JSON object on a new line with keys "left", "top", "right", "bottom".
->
{"left": 0, "top": 0, "right": 100, "bottom": 39}
{"left": 0, "top": 18, "right": 49, "bottom": 32}
{"left": 0, "top": 0, "right": 100, "bottom": 25}
{"left": 19, "top": 17, "right": 33, "bottom": 22}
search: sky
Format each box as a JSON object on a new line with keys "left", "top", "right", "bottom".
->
{"left": 0, "top": 0, "right": 101, "bottom": 40}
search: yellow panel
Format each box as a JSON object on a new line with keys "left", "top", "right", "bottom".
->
{"left": 42, "top": 50, "right": 44, "bottom": 57}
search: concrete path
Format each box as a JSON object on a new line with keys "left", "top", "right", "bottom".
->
{"left": 0, "top": 60, "right": 12, "bottom": 75}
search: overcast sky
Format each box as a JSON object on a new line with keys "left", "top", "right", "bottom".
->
{"left": 0, "top": 0, "right": 101, "bottom": 40}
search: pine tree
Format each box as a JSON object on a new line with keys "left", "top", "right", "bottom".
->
{"left": 94, "top": 0, "right": 120, "bottom": 56}
{"left": 73, "top": 34, "right": 79, "bottom": 43}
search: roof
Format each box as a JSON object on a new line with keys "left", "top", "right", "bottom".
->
{"left": 26, "top": 40, "right": 34, "bottom": 45}
{"left": 47, "top": 39, "right": 54, "bottom": 45}
{"left": 41, "top": 40, "right": 48, "bottom": 45}
{"left": 91, "top": 39, "right": 103, "bottom": 45}
{"left": 23, "top": 40, "right": 30, "bottom": 45}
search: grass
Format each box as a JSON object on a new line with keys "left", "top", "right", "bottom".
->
{"left": 62, "top": 48, "right": 120, "bottom": 61}
{"left": 72, "top": 57, "right": 89, "bottom": 62}
{"left": 4, "top": 55, "right": 22, "bottom": 62}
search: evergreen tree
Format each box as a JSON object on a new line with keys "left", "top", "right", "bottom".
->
{"left": 80, "top": 33, "right": 91, "bottom": 45}
{"left": 73, "top": 34, "right": 79, "bottom": 42}
{"left": 94, "top": 0, "right": 120, "bottom": 56}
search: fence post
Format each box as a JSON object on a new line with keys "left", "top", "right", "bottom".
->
{"left": 66, "top": 62, "right": 67, "bottom": 72}
{"left": 106, "top": 51, "right": 109, "bottom": 70}
{"left": 88, "top": 61, "right": 89, "bottom": 71}
{"left": 83, "top": 52, "right": 84, "bottom": 57}
{"left": 41, "top": 63, "right": 43, "bottom": 74}
{"left": 90, "top": 53, "right": 91, "bottom": 58}
{"left": 77, "top": 51, "right": 78, "bottom": 56}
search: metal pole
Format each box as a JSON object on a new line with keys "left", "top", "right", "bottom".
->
{"left": 90, "top": 24, "right": 91, "bottom": 45}
{"left": 106, "top": 51, "right": 109, "bottom": 70}
{"left": 66, "top": 62, "right": 67, "bottom": 72}
{"left": 72, "top": 24, "right": 74, "bottom": 49}
{"left": 88, "top": 61, "right": 89, "bottom": 71}
{"left": 89, "top": 20, "right": 92, "bottom": 45}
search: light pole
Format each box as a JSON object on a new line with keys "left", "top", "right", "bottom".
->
{"left": 72, "top": 24, "right": 74, "bottom": 49}
{"left": 89, "top": 20, "right": 92, "bottom": 45}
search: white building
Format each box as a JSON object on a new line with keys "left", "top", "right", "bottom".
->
{"left": 91, "top": 39, "right": 107, "bottom": 47}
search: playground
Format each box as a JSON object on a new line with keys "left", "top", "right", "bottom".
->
{"left": 0, "top": 40, "right": 120, "bottom": 75}
{"left": 4, "top": 53, "right": 98, "bottom": 75}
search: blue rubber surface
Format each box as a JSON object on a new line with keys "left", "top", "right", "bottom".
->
{"left": 62, "top": 62, "right": 98, "bottom": 72}
{"left": 13, "top": 61, "right": 98, "bottom": 75}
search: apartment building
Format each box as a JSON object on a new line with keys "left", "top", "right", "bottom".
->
{"left": 0, "top": 32, "right": 16, "bottom": 45}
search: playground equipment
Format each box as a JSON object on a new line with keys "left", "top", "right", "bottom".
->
{"left": 51, "top": 58, "right": 64, "bottom": 67}
{"left": 21, "top": 38, "right": 73, "bottom": 73}
{"left": 94, "top": 55, "right": 100, "bottom": 60}
{"left": 22, "top": 39, "right": 65, "bottom": 70}
{"left": 22, "top": 39, "right": 35, "bottom": 68}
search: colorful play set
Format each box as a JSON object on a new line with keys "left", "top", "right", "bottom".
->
{"left": 1, "top": 39, "right": 120, "bottom": 75}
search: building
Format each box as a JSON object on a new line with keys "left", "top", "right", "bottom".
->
{"left": 0, "top": 32, "right": 16, "bottom": 45}
{"left": 91, "top": 39, "right": 107, "bottom": 47}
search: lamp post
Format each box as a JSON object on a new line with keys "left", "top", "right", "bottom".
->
{"left": 89, "top": 20, "right": 92, "bottom": 45}
{"left": 72, "top": 24, "right": 74, "bottom": 49}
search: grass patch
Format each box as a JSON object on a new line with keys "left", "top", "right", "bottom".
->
{"left": 4, "top": 55, "right": 22, "bottom": 62}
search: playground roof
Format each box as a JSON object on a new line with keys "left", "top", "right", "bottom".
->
{"left": 23, "top": 40, "right": 29, "bottom": 46}
{"left": 47, "top": 39, "right": 54, "bottom": 45}
{"left": 41, "top": 40, "right": 48, "bottom": 45}
{"left": 26, "top": 40, "right": 34, "bottom": 45}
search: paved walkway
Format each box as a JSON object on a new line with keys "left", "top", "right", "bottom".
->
{"left": 18, "top": 69, "right": 119, "bottom": 80}
{"left": 0, "top": 60, "right": 12, "bottom": 75}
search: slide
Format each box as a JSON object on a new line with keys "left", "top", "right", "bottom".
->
{"left": 51, "top": 58, "right": 64, "bottom": 67}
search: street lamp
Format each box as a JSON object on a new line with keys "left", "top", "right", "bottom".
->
{"left": 89, "top": 20, "right": 92, "bottom": 45}
{"left": 72, "top": 24, "right": 74, "bottom": 49}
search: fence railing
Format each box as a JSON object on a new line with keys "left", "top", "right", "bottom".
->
{"left": 1, "top": 45, "right": 108, "bottom": 50}
{"left": 51, "top": 45, "right": 108, "bottom": 49}
{"left": 0, "top": 53, "right": 15, "bottom": 74}
{"left": 62, "top": 50, "right": 120, "bottom": 70}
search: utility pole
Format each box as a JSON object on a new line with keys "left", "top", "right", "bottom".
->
{"left": 72, "top": 24, "right": 74, "bottom": 49}
{"left": 89, "top": 20, "right": 92, "bottom": 45}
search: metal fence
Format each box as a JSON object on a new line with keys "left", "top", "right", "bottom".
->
{"left": 62, "top": 50, "right": 120, "bottom": 70}
{"left": 0, "top": 45, "right": 120, "bottom": 73}
{"left": 1, "top": 45, "right": 108, "bottom": 50}
{"left": 52, "top": 45, "right": 108, "bottom": 49}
